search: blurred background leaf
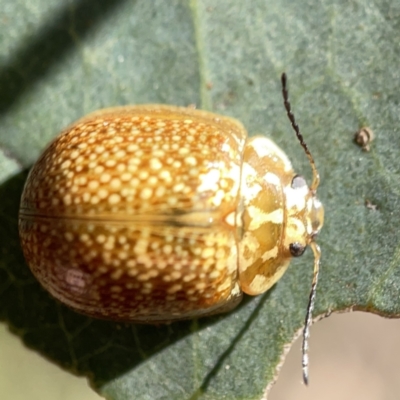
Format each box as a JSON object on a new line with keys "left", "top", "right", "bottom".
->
{"left": 1, "top": 0, "right": 399, "bottom": 399}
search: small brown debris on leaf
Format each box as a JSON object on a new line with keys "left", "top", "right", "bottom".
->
{"left": 354, "top": 127, "right": 374, "bottom": 152}
{"left": 365, "top": 199, "right": 378, "bottom": 211}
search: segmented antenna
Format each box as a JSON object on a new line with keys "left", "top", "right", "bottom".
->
{"left": 281, "top": 73, "right": 321, "bottom": 385}
{"left": 281, "top": 73, "right": 320, "bottom": 192}
{"left": 302, "top": 241, "right": 321, "bottom": 385}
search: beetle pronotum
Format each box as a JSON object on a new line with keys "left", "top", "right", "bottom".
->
{"left": 19, "top": 73, "right": 323, "bottom": 384}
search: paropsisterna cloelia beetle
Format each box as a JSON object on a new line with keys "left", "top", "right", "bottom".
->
{"left": 19, "top": 73, "right": 323, "bottom": 384}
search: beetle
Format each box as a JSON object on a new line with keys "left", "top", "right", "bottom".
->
{"left": 19, "top": 73, "right": 323, "bottom": 384}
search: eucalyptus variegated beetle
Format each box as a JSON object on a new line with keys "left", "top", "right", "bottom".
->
{"left": 19, "top": 74, "right": 323, "bottom": 384}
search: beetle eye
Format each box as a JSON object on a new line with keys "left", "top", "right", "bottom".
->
{"left": 289, "top": 242, "right": 306, "bottom": 257}
{"left": 291, "top": 175, "right": 307, "bottom": 189}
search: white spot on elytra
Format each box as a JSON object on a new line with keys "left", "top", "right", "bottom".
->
{"left": 100, "top": 173, "right": 111, "bottom": 183}
{"left": 225, "top": 212, "right": 235, "bottom": 227}
{"left": 149, "top": 158, "right": 162, "bottom": 170}
{"left": 109, "top": 193, "right": 121, "bottom": 204}
{"left": 184, "top": 156, "right": 197, "bottom": 166}
{"left": 198, "top": 169, "right": 220, "bottom": 192}
{"left": 140, "top": 188, "right": 152, "bottom": 200}
{"left": 110, "top": 178, "right": 121, "bottom": 189}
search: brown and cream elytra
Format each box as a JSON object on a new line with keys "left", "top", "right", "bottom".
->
{"left": 19, "top": 74, "right": 323, "bottom": 383}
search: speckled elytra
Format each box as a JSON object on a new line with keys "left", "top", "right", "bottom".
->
{"left": 19, "top": 73, "right": 323, "bottom": 384}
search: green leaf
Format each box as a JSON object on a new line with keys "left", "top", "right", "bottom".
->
{"left": 1, "top": 0, "right": 399, "bottom": 399}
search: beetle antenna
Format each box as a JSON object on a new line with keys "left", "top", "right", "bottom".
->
{"left": 281, "top": 73, "right": 320, "bottom": 192}
{"left": 281, "top": 73, "right": 322, "bottom": 385}
{"left": 301, "top": 240, "right": 321, "bottom": 385}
